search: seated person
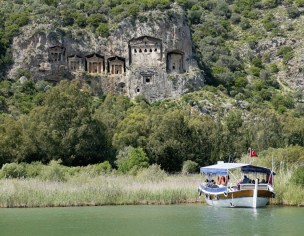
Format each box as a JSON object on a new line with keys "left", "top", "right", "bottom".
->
{"left": 261, "top": 179, "right": 266, "bottom": 183}
{"left": 242, "top": 175, "right": 250, "bottom": 183}
{"left": 209, "top": 180, "right": 218, "bottom": 188}
{"left": 206, "top": 179, "right": 215, "bottom": 187}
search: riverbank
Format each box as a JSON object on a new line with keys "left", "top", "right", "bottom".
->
{"left": 0, "top": 174, "right": 202, "bottom": 208}
{"left": 0, "top": 173, "right": 303, "bottom": 208}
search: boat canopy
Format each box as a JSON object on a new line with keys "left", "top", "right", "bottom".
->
{"left": 200, "top": 163, "right": 275, "bottom": 175}
{"left": 241, "top": 165, "right": 275, "bottom": 175}
{"left": 200, "top": 163, "right": 248, "bottom": 175}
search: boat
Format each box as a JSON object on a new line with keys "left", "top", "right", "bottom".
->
{"left": 198, "top": 161, "right": 275, "bottom": 208}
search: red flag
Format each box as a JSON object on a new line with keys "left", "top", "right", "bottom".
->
{"left": 250, "top": 148, "right": 258, "bottom": 157}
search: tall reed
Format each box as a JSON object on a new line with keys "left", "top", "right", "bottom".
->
{"left": 0, "top": 174, "right": 203, "bottom": 208}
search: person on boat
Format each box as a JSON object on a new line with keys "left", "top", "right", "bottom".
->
{"left": 206, "top": 179, "right": 215, "bottom": 187}
{"left": 242, "top": 175, "right": 250, "bottom": 183}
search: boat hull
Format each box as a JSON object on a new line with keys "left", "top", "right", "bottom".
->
{"left": 202, "top": 190, "right": 274, "bottom": 208}
{"left": 205, "top": 196, "right": 269, "bottom": 208}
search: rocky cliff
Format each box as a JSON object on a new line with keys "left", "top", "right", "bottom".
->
{"left": 8, "top": 4, "right": 204, "bottom": 101}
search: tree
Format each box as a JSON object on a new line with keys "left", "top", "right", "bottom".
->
{"left": 113, "top": 106, "right": 150, "bottom": 149}
{"left": 94, "top": 94, "right": 132, "bottom": 139}
{"left": 182, "top": 160, "right": 199, "bottom": 174}
{"left": 0, "top": 116, "right": 35, "bottom": 166}
{"left": 115, "top": 146, "right": 149, "bottom": 174}
{"left": 147, "top": 110, "right": 192, "bottom": 172}
{"left": 245, "top": 110, "right": 284, "bottom": 151}
{"left": 26, "top": 80, "right": 113, "bottom": 165}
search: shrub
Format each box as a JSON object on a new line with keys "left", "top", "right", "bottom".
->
{"left": 240, "top": 18, "right": 251, "bottom": 30}
{"left": 277, "top": 46, "right": 293, "bottom": 57}
{"left": 287, "top": 6, "right": 300, "bottom": 19}
{"left": 24, "top": 162, "right": 44, "bottom": 178}
{"left": 96, "top": 23, "right": 109, "bottom": 37}
{"left": 182, "top": 160, "right": 199, "bottom": 175}
{"left": 249, "top": 66, "right": 261, "bottom": 77}
{"left": 1, "top": 162, "right": 26, "bottom": 178}
{"left": 270, "top": 64, "right": 279, "bottom": 73}
{"left": 262, "top": 0, "right": 279, "bottom": 9}
{"left": 127, "top": 4, "right": 140, "bottom": 16}
{"left": 283, "top": 51, "right": 294, "bottom": 64}
{"left": 115, "top": 146, "right": 149, "bottom": 175}
{"left": 234, "top": 77, "right": 248, "bottom": 88}
{"left": 137, "top": 164, "right": 167, "bottom": 182}
{"left": 41, "top": 160, "right": 66, "bottom": 181}
{"left": 251, "top": 57, "right": 263, "bottom": 68}
{"left": 295, "top": 0, "right": 304, "bottom": 7}
{"left": 291, "top": 165, "right": 304, "bottom": 185}
{"left": 271, "top": 94, "right": 294, "bottom": 110}
{"left": 294, "top": 103, "right": 304, "bottom": 117}
{"left": 74, "top": 14, "right": 87, "bottom": 28}
{"left": 35, "top": 80, "right": 52, "bottom": 92}
{"left": 94, "top": 161, "right": 112, "bottom": 175}
{"left": 231, "top": 13, "right": 241, "bottom": 24}
{"left": 87, "top": 14, "right": 106, "bottom": 28}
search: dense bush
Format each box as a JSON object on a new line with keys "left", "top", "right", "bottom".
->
{"left": 136, "top": 164, "right": 167, "bottom": 182}
{"left": 182, "top": 160, "right": 199, "bottom": 175}
{"left": 291, "top": 165, "right": 304, "bottom": 185}
{"left": 1, "top": 162, "right": 26, "bottom": 178}
{"left": 96, "top": 23, "right": 109, "bottom": 37}
{"left": 115, "top": 146, "right": 149, "bottom": 175}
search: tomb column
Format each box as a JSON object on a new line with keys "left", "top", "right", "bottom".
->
{"left": 98, "top": 62, "right": 101, "bottom": 73}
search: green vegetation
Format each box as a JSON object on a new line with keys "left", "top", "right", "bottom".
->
{"left": 0, "top": 162, "right": 200, "bottom": 207}
{"left": 0, "top": 0, "right": 303, "bottom": 207}
{"left": 1, "top": 80, "right": 304, "bottom": 173}
{"left": 0, "top": 148, "right": 303, "bottom": 207}
{"left": 239, "top": 146, "right": 304, "bottom": 206}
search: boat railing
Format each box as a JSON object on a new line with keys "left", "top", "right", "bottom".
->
{"left": 240, "top": 183, "right": 269, "bottom": 190}
{"left": 200, "top": 184, "right": 228, "bottom": 193}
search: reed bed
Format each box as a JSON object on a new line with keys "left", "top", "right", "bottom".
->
{"left": 269, "top": 168, "right": 304, "bottom": 206}
{"left": 0, "top": 169, "right": 302, "bottom": 208}
{"left": 0, "top": 174, "right": 204, "bottom": 208}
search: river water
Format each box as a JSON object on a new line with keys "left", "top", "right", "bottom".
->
{"left": 0, "top": 205, "right": 302, "bottom": 236}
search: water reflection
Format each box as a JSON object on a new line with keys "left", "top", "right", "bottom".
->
{"left": 0, "top": 205, "right": 302, "bottom": 236}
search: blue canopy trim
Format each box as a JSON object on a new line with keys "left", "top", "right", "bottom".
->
{"left": 200, "top": 163, "right": 248, "bottom": 175}
{"left": 200, "top": 167, "right": 228, "bottom": 175}
{"left": 200, "top": 163, "right": 275, "bottom": 175}
{"left": 241, "top": 165, "right": 275, "bottom": 175}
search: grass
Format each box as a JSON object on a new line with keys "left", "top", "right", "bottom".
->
{"left": 239, "top": 151, "right": 304, "bottom": 207}
{"left": 0, "top": 156, "right": 303, "bottom": 208}
{"left": 0, "top": 174, "right": 203, "bottom": 208}
{"left": 269, "top": 168, "right": 304, "bottom": 206}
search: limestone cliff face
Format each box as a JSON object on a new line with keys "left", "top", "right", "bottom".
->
{"left": 9, "top": 4, "right": 204, "bottom": 101}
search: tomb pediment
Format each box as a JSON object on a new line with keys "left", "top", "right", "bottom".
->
{"left": 108, "top": 56, "right": 125, "bottom": 63}
{"left": 49, "top": 45, "right": 65, "bottom": 53}
{"left": 129, "top": 36, "right": 161, "bottom": 47}
{"left": 167, "top": 49, "right": 184, "bottom": 55}
{"left": 68, "top": 55, "right": 82, "bottom": 59}
{"left": 85, "top": 53, "right": 104, "bottom": 60}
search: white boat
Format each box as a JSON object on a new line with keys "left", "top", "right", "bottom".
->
{"left": 198, "top": 161, "right": 275, "bottom": 208}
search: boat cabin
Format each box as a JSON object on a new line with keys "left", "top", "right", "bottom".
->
{"left": 198, "top": 162, "right": 276, "bottom": 208}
